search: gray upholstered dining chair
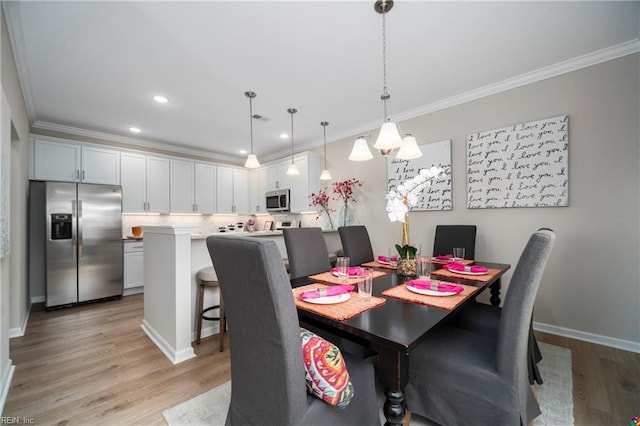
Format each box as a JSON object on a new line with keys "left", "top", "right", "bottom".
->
{"left": 338, "top": 225, "right": 374, "bottom": 266}
{"left": 283, "top": 227, "right": 332, "bottom": 279}
{"left": 206, "top": 236, "right": 380, "bottom": 426}
{"left": 432, "top": 224, "right": 477, "bottom": 259}
{"left": 405, "top": 228, "right": 555, "bottom": 425}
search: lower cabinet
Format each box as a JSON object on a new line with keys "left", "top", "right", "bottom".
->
{"left": 124, "top": 241, "right": 144, "bottom": 294}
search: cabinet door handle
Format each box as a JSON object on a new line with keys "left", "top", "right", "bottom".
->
{"left": 75, "top": 170, "right": 80, "bottom": 180}
{"left": 82, "top": 170, "right": 85, "bottom": 180}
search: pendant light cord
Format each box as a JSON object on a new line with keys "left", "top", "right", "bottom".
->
{"left": 381, "top": 11, "right": 389, "bottom": 122}
{"left": 323, "top": 124, "right": 327, "bottom": 169}
{"left": 249, "top": 96, "right": 254, "bottom": 154}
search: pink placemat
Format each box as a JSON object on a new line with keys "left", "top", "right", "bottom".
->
{"left": 382, "top": 283, "right": 478, "bottom": 310}
{"left": 293, "top": 283, "right": 386, "bottom": 321}
{"left": 361, "top": 261, "right": 396, "bottom": 270}
{"left": 308, "top": 270, "right": 387, "bottom": 285}
{"left": 430, "top": 267, "right": 502, "bottom": 283}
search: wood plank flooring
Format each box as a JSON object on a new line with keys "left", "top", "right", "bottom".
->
{"left": 4, "top": 294, "right": 639, "bottom": 425}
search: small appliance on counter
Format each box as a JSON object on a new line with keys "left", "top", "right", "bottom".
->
{"left": 274, "top": 220, "right": 300, "bottom": 230}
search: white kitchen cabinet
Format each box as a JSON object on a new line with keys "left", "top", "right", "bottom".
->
{"left": 249, "top": 168, "right": 268, "bottom": 214}
{"left": 194, "top": 163, "right": 216, "bottom": 214}
{"left": 216, "top": 166, "right": 249, "bottom": 214}
{"left": 121, "top": 153, "right": 170, "bottom": 213}
{"left": 124, "top": 241, "right": 144, "bottom": 291}
{"left": 288, "top": 152, "right": 322, "bottom": 213}
{"left": 32, "top": 138, "right": 120, "bottom": 184}
{"left": 266, "top": 161, "right": 293, "bottom": 191}
{"left": 170, "top": 159, "right": 195, "bottom": 213}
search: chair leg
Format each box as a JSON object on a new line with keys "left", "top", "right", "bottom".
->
{"left": 196, "top": 283, "right": 204, "bottom": 344}
{"left": 219, "top": 292, "right": 225, "bottom": 352}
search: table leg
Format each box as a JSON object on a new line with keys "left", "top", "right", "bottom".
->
{"left": 489, "top": 278, "right": 501, "bottom": 306}
{"left": 383, "top": 388, "right": 405, "bottom": 426}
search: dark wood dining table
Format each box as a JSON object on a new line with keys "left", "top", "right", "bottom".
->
{"left": 291, "top": 260, "right": 511, "bottom": 426}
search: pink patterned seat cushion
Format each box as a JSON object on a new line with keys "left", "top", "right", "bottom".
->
{"left": 300, "top": 328, "right": 354, "bottom": 408}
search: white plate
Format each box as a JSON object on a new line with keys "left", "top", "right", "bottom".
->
{"left": 377, "top": 259, "right": 391, "bottom": 265}
{"left": 406, "top": 285, "right": 457, "bottom": 297}
{"left": 302, "top": 292, "right": 351, "bottom": 305}
{"left": 445, "top": 267, "right": 488, "bottom": 276}
{"left": 331, "top": 271, "right": 365, "bottom": 278}
{"left": 432, "top": 257, "right": 454, "bottom": 262}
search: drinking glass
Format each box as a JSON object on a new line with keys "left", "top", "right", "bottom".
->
{"left": 416, "top": 255, "right": 432, "bottom": 280}
{"left": 388, "top": 249, "right": 398, "bottom": 268}
{"left": 453, "top": 247, "right": 465, "bottom": 262}
{"left": 336, "top": 256, "right": 350, "bottom": 283}
{"left": 358, "top": 268, "right": 373, "bottom": 302}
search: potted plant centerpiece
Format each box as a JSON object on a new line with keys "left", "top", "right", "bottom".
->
{"left": 386, "top": 166, "right": 445, "bottom": 276}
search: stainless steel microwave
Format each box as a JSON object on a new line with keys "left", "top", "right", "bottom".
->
{"left": 266, "top": 189, "right": 290, "bottom": 212}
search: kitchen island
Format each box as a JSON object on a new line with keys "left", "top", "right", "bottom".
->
{"left": 142, "top": 226, "right": 340, "bottom": 364}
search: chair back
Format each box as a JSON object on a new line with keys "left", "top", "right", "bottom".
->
{"left": 338, "top": 225, "right": 374, "bottom": 266}
{"left": 433, "top": 225, "right": 477, "bottom": 259}
{"left": 496, "top": 228, "right": 555, "bottom": 424}
{"left": 283, "top": 227, "right": 332, "bottom": 279}
{"left": 206, "top": 236, "right": 308, "bottom": 425}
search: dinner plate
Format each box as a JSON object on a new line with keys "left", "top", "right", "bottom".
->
{"left": 302, "top": 293, "right": 351, "bottom": 305}
{"left": 445, "top": 266, "right": 488, "bottom": 276}
{"left": 406, "top": 284, "right": 457, "bottom": 297}
{"left": 377, "top": 259, "right": 391, "bottom": 265}
{"left": 432, "top": 257, "right": 454, "bottom": 262}
{"left": 331, "top": 271, "right": 365, "bottom": 278}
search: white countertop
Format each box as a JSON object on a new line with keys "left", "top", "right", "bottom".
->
{"left": 190, "top": 229, "right": 338, "bottom": 240}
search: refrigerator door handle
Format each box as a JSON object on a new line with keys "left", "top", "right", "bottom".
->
{"left": 71, "top": 199, "right": 77, "bottom": 259}
{"left": 78, "top": 199, "right": 83, "bottom": 258}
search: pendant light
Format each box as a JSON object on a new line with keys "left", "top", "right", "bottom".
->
{"left": 243, "top": 91, "right": 260, "bottom": 169}
{"left": 319, "top": 121, "right": 332, "bottom": 181}
{"left": 396, "top": 133, "right": 423, "bottom": 160}
{"left": 349, "top": 136, "right": 374, "bottom": 161}
{"left": 286, "top": 108, "right": 300, "bottom": 176}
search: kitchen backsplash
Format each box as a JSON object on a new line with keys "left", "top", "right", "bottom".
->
{"left": 121, "top": 212, "right": 323, "bottom": 238}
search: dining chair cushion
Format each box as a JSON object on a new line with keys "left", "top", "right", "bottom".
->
{"left": 300, "top": 328, "right": 354, "bottom": 408}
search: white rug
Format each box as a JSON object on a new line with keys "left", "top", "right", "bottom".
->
{"left": 163, "top": 342, "right": 573, "bottom": 425}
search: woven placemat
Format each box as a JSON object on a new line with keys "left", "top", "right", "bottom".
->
{"left": 293, "top": 283, "right": 386, "bottom": 321}
{"left": 308, "top": 269, "right": 387, "bottom": 285}
{"left": 382, "top": 283, "right": 478, "bottom": 310}
{"left": 430, "top": 267, "right": 502, "bottom": 282}
{"left": 361, "top": 260, "right": 396, "bottom": 270}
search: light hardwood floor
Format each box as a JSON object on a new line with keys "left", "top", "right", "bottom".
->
{"left": 4, "top": 294, "right": 639, "bottom": 425}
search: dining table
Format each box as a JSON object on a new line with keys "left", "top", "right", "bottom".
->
{"left": 291, "top": 260, "right": 511, "bottom": 426}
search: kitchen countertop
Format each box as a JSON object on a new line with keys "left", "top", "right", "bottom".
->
{"left": 190, "top": 229, "right": 338, "bottom": 240}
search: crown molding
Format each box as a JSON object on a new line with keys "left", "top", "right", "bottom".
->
{"left": 31, "top": 121, "right": 243, "bottom": 164}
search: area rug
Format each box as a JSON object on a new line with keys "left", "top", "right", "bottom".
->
{"left": 163, "top": 342, "right": 573, "bottom": 425}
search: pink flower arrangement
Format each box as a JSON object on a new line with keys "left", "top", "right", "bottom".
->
{"left": 332, "top": 178, "right": 362, "bottom": 227}
{"left": 309, "top": 188, "right": 334, "bottom": 229}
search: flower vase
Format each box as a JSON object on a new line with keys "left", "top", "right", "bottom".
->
{"left": 321, "top": 209, "right": 335, "bottom": 230}
{"left": 338, "top": 203, "right": 354, "bottom": 227}
{"left": 397, "top": 258, "right": 416, "bottom": 276}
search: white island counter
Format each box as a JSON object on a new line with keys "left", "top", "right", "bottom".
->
{"left": 142, "top": 226, "right": 341, "bottom": 364}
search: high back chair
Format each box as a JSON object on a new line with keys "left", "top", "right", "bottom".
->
{"left": 283, "top": 227, "right": 332, "bottom": 279}
{"left": 432, "top": 224, "right": 477, "bottom": 259}
{"left": 338, "top": 225, "right": 374, "bottom": 266}
{"left": 206, "top": 236, "right": 380, "bottom": 426}
{"left": 405, "top": 228, "right": 555, "bottom": 425}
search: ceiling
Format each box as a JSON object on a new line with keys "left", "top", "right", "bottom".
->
{"left": 4, "top": 1, "right": 639, "bottom": 164}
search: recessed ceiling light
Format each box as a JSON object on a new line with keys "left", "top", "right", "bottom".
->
{"left": 129, "top": 127, "right": 142, "bottom": 133}
{"left": 280, "top": 133, "right": 289, "bottom": 139}
{"left": 153, "top": 95, "right": 169, "bottom": 103}
{"left": 239, "top": 149, "right": 247, "bottom": 155}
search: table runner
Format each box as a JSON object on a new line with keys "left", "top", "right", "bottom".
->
{"left": 430, "top": 267, "right": 502, "bottom": 283}
{"left": 361, "top": 260, "right": 396, "bottom": 270}
{"left": 382, "top": 282, "right": 479, "bottom": 310}
{"left": 308, "top": 269, "right": 387, "bottom": 285}
{"left": 293, "top": 283, "right": 386, "bottom": 321}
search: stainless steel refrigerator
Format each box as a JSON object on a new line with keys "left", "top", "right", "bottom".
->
{"left": 29, "top": 181, "right": 123, "bottom": 308}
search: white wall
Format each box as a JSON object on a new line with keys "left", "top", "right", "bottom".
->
{"left": 314, "top": 54, "right": 640, "bottom": 351}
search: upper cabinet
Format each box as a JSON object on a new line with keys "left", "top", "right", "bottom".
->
{"left": 32, "top": 138, "right": 120, "bottom": 185}
{"left": 170, "top": 160, "right": 216, "bottom": 214}
{"left": 249, "top": 168, "right": 268, "bottom": 214}
{"left": 121, "top": 153, "right": 170, "bottom": 213}
{"left": 216, "top": 167, "right": 249, "bottom": 214}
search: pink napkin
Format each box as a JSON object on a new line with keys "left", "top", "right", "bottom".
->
{"left": 406, "top": 280, "right": 463, "bottom": 294}
{"left": 445, "top": 263, "right": 488, "bottom": 273}
{"left": 435, "top": 254, "right": 454, "bottom": 261}
{"left": 300, "top": 285, "right": 355, "bottom": 300}
{"left": 377, "top": 255, "right": 398, "bottom": 262}
{"left": 331, "top": 266, "right": 365, "bottom": 277}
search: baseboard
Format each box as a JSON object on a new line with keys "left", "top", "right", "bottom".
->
{"left": 30, "top": 295, "right": 45, "bottom": 304}
{"left": 140, "top": 319, "right": 195, "bottom": 365}
{"left": 0, "top": 359, "right": 15, "bottom": 416}
{"left": 123, "top": 287, "right": 144, "bottom": 296}
{"left": 9, "top": 303, "right": 32, "bottom": 339}
{"left": 533, "top": 321, "right": 640, "bottom": 354}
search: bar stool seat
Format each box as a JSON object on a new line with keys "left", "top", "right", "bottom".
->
{"left": 196, "top": 266, "right": 225, "bottom": 351}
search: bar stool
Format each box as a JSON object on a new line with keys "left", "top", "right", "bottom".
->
{"left": 196, "top": 266, "right": 225, "bottom": 351}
